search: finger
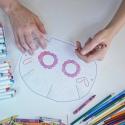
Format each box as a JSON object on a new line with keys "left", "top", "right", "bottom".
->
{"left": 14, "top": 33, "right": 25, "bottom": 53}
{"left": 33, "top": 29, "right": 47, "bottom": 49}
{"left": 86, "top": 49, "right": 105, "bottom": 62}
{"left": 76, "top": 41, "right": 82, "bottom": 51}
{"left": 75, "top": 50, "right": 90, "bottom": 63}
{"left": 25, "top": 32, "right": 38, "bottom": 51}
{"left": 18, "top": 33, "right": 31, "bottom": 51}
{"left": 81, "top": 37, "right": 100, "bottom": 55}
{"left": 35, "top": 16, "right": 46, "bottom": 34}
{"left": 85, "top": 37, "right": 92, "bottom": 46}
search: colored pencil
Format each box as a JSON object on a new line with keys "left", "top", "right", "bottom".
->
{"left": 111, "top": 110, "right": 125, "bottom": 118}
{"left": 70, "top": 93, "right": 113, "bottom": 125}
{"left": 118, "top": 121, "right": 125, "bottom": 125}
{"left": 15, "top": 119, "right": 40, "bottom": 123}
{"left": 82, "top": 90, "right": 125, "bottom": 122}
{"left": 0, "top": 115, "right": 18, "bottom": 124}
{"left": 104, "top": 115, "right": 125, "bottom": 125}
{"left": 94, "top": 97, "right": 125, "bottom": 118}
{"left": 88, "top": 102, "right": 125, "bottom": 125}
{"left": 40, "top": 117, "right": 62, "bottom": 124}
{"left": 73, "top": 95, "right": 96, "bottom": 114}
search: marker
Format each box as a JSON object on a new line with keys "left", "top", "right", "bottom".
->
{"left": 0, "top": 62, "right": 10, "bottom": 68}
{"left": 0, "top": 29, "right": 3, "bottom": 35}
{"left": 0, "top": 72, "right": 11, "bottom": 77}
{"left": 0, "top": 66, "right": 10, "bottom": 71}
{"left": 70, "top": 93, "right": 113, "bottom": 125}
{"left": 82, "top": 90, "right": 125, "bottom": 121}
{"left": 0, "top": 84, "right": 12, "bottom": 90}
{"left": 73, "top": 95, "right": 96, "bottom": 114}
{"left": 0, "top": 87, "right": 10, "bottom": 93}
{"left": 0, "top": 35, "right": 4, "bottom": 39}
{"left": 0, "top": 93, "right": 15, "bottom": 100}
{"left": 0, "top": 54, "right": 6, "bottom": 58}
{"left": 0, "top": 89, "right": 16, "bottom": 97}
{"left": 0, "top": 79, "right": 14, "bottom": 86}
{"left": 0, "top": 69, "right": 11, "bottom": 74}
{"left": 0, "top": 49, "right": 7, "bottom": 54}
{"left": 0, "top": 76, "right": 13, "bottom": 81}
{"left": 0, "top": 44, "right": 6, "bottom": 49}
{"left": 15, "top": 119, "right": 40, "bottom": 123}
{"left": 88, "top": 102, "right": 125, "bottom": 125}
{"left": 0, "top": 39, "right": 5, "bottom": 44}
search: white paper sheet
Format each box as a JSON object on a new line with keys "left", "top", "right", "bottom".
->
{"left": 18, "top": 36, "right": 97, "bottom": 103}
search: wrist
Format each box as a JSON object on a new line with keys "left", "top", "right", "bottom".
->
{"left": 104, "top": 24, "right": 119, "bottom": 37}
{"left": 1, "top": 0, "right": 20, "bottom": 15}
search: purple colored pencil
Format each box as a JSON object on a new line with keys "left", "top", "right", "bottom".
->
{"left": 73, "top": 95, "right": 96, "bottom": 114}
{"left": 15, "top": 119, "right": 40, "bottom": 123}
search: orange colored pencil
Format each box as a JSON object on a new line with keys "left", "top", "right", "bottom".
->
{"left": 111, "top": 110, "right": 125, "bottom": 118}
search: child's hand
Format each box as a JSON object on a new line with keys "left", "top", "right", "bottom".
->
{"left": 75, "top": 29, "right": 114, "bottom": 63}
{"left": 8, "top": 2, "right": 46, "bottom": 54}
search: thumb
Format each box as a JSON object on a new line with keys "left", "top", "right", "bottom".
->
{"left": 81, "top": 37, "right": 99, "bottom": 55}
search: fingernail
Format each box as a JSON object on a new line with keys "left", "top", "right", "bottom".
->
{"left": 28, "top": 49, "right": 33, "bottom": 55}
{"left": 80, "top": 50, "right": 86, "bottom": 55}
{"left": 42, "top": 40, "right": 47, "bottom": 49}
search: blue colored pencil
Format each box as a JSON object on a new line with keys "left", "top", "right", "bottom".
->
{"left": 82, "top": 90, "right": 125, "bottom": 121}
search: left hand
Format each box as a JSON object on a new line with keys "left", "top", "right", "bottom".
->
{"left": 75, "top": 29, "right": 114, "bottom": 63}
{"left": 8, "top": 1, "right": 46, "bottom": 54}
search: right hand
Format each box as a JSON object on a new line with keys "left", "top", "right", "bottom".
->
{"left": 8, "top": 1, "right": 46, "bottom": 54}
{"left": 75, "top": 29, "right": 114, "bottom": 63}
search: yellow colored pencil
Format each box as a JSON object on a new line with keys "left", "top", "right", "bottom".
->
{"left": 88, "top": 102, "right": 125, "bottom": 125}
{"left": 0, "top": 115, "right": 18, "bottom": 124}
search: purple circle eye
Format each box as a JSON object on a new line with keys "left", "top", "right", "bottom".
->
{"left": 62, "top": 60, "right": 80, "bottom": 78}
{"left": 38, "top": 51, "right": 58, "bottom": 69}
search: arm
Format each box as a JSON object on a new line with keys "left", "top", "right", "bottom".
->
{"left": 76, "top": 0, "right": 125, "bottom": 63}
{"left": 0, "top": 0, "right": 46, "bottom": 54}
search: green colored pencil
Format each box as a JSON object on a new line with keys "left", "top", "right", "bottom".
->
{"left": 70, "top": 93, "right": 114, "bottom": 125}
{"left": 94, "top": 97, "right": 125, "bottom": 117}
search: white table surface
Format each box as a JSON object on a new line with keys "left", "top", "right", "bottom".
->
{"left": 0, "top": 0, "right": 125, "bottom": 124}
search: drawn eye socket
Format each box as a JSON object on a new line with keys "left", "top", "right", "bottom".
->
{"left": 38, "top": 51, "right": 81, "bottom": 78}
{"left": 62, "top": 60, "right": 80, "bottom": 78}
{"left": 38, "top": 51, "right": 58, "bottom": 69}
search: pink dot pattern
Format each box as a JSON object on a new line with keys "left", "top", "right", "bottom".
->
{"left": 38, "top": 51, "right": 58, "bottom": 69}
{"left": 62, "top": 60, "right": 80, "bottom": 78}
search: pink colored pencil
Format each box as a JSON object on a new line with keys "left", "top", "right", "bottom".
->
{"left": 73, "top": 95, "right": 96, "bottom": 114}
